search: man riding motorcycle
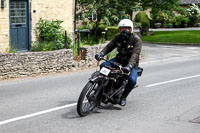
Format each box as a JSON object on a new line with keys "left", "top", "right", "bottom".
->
{"left": 95, "top": 19, "right": 142, "bottom": 106}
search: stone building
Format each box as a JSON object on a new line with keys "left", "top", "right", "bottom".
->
{"left": 0, "top": 0, "right": 75, "bottom": 53}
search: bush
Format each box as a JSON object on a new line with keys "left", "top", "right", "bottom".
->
{"left": 6, "top": 48, "right": 17, "bottom": 53}
{"left": 186, "top": 4, "right": 200, "bottom": 26}
{"left": 151, "top": 10, "right": 175, "bottom": 28}
{"left": 174, "top": 15, "right": 189, "bottom": 27}
{"left": 33, "top": 18, "right": 72, "bottom": 51}
{"left": 174, "top": 6, "right": 187, "bottom": 16}
{"left": 37, "top": 18, "right": 63, "bottom": 42}
{"left": 31, "top": 42, "right": 54, "bottom": 51}
{"left": 78, "top": 25, "right": 119, "bottom": 46}
{"left": 133, "top": 22, "right": 142, "bottom": 29}
{"left": 135, "top": 11, "right": 150, "bottom": 29}
{"left": 106, "top": 26, "right": 119, "bottom": 40}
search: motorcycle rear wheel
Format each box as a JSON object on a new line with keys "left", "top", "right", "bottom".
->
{"left": 77, "top": 81, "right": 99, "bottom": 117}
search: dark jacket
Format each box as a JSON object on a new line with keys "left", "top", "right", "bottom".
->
{"left": 101, "top": 33, "right": 142, "bottom": 67}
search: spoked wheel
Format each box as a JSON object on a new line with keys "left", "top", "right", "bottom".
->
{"left": 77, "top": 81, "right": 100, "bottom": 117}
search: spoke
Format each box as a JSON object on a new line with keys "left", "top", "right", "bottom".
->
{"left": 83, "top": 83, "right": 98, "bottom": 113}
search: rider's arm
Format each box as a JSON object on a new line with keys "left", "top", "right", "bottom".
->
{"left": 101, "top": 34, "right": 119, "bottom": 55}
{"left": 128, "top": 34, "right": 142, "bottom": 67}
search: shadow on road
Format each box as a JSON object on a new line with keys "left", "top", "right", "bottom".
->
{"left": 60, "top": 101, "right": 122, "bottom": 119}
{"left": 99, "top": 104, "right": 122, "bottom": 110}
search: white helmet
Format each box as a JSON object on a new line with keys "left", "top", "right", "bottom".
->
{"left": 118, "top": 19, "right": 134, "bottom": 33}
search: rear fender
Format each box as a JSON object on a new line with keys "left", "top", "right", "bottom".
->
{"left": 137, "top": 67, "right": 143, "bottom": 77}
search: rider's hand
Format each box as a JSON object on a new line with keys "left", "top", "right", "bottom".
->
{"left": 95, "top": 52, "right": 104, "bottom": 61}
{"left": 122, "top": 64, "right": 132, "bottom": 73}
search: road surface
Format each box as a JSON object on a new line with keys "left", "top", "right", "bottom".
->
{"left": 0, "top": 43, "right": 200, "bottom": 133}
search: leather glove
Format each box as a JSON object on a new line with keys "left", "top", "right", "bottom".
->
{"left": 95, "top": 52, "right": 104, "bottom": 61}
{"left": 122, "top": 64, "right": 132, "bottom": 73}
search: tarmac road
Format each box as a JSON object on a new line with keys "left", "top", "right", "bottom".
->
{"left": 0, "top": 43, "right": 200, "bottom": 133}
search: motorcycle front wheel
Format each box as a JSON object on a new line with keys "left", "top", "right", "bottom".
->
{"left": 77, "top": 81, "right": 100, "bottom": 117}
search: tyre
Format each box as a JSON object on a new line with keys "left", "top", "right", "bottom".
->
{"left": 77, "top": 81, "right": 100, "bottom": 117}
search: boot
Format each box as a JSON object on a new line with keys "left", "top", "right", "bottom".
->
{"left": 119, "top": 89, "right": 132, "bottom": 106}
{"left": 119, "top": 96, "right": 126, "bottom": 106}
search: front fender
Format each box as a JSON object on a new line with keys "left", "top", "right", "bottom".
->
{"left": 89, "top": 76, "right": 104, "bottom": 83}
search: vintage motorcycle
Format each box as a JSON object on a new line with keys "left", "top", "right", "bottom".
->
{"left": 77, "top": 58, "right": 143, "bottom": 117}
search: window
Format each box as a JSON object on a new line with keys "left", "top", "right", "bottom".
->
{"left": 10, "top": 1, "right": 26, "bottom": 24}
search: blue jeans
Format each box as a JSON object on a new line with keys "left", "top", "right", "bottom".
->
{"left": 100, "top": 58, "right": 138, "bottom": 97}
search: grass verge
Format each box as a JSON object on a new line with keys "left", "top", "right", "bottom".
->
{"left": 141, "top": 30, "right": 200, "bottom": 44}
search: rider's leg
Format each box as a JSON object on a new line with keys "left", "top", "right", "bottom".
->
{"left": 123, "top": 67, "right": 138, "bottom": 97}
{"left": 120, "top": 67, "right": 138, "bottom": 106}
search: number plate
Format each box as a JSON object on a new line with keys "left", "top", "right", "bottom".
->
{"left": 100, "top": 67, "right": 111, "bottom": 76}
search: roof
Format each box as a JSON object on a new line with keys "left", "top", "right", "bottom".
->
{"left": 179, "top": 0, "right": 200, "bottom": 5}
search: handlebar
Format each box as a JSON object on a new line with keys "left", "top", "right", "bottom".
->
{"left": 100, "top": 57, "right": 121, "bottom": 68}
{"left": 99, "top": 58, "right": 130, "bottom": 75}
{"left": 98, "top": 57, "right": 143, "bottom": 77}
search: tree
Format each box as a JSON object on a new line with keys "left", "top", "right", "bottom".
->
{"left": 140, "top": 0, "right": 180, "bottom": 26}
{"left": 141, "top": 0, "right": 179, "bottom": 14}
{"left": 77, "top": 0, "right": 180, "bottom": 38}
{"left": 77, "top": 0, "right": 137, "bottom": 38}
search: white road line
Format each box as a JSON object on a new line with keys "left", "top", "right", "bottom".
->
{"left": 140, "top": 54, "right": 200, "bottom": 65}
{"left": 0, "top": 103, "right": 77, "bottom": 126}
{"left": 1, "top": 54, "right": 200, "bottom": 126}
{"left": 145, "top": 74, "right": 200, "bottom": 88}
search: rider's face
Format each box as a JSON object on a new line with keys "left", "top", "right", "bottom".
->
{"left": 119, "top": 27, "right": 132, "bottom": 33}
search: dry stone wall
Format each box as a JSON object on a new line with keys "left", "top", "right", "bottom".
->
{"left": 0, "top": 49, "right": 73, "bottom": 79}
{"left": 79, "top": 43, "right": 107, "bottom": 67}
{"left": 0, "top": 43, "right": 107, "bottom": 80}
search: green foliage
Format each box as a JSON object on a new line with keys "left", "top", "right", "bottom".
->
{"left": 186, "top": 4, "right": 200, "bottom": 26}
{"left": 145, "top": 0, "right": 179, "bottom": 27}
{"left": 78, "top": 0, "right": 136, "bottom": 24}
{"left": 37, "top": 18, "right": 64, "bottom": 42}
{"left": 141, "top": 30, "right": 200, "bottom": 44}
{"left": 168, "top": 17, "right": 176, "bottom": 24}
{"left": 77, "top": 0, "right": 138, "bottom": 39}
{"left": 78, "top": 0, "right": 180, "bottom": 38}
{"left": 133, "top": 22, "right": 142, "bottom": 28}
{"left": 78, "top": 25, "right": 119, "bottom": 46}
{"left": 107, "top": 50, "right": 118, "bottom": 60}
{"left": 79, "top": 35, "right": 105, "bottom": 46}
{"left": 142, "top": 0, "right": 179, "bottom": 15}
{"left": 78, "top": 23, "right": 105, "bottom": 45}
{"left": 174, "top": 16, "right": 189, "bottom": 27}
{"left": 31, "top": 42, "right": 54, "bottom": 51}
{"left": 135, "top": 11, "right": 150, "bottom": 28}
{"left": 106, "top": 26, "right": 119, "bottom": 40}
{"left": 151, "top": 10, "right": 173, "bottom": 26}
{"left": 174, "top": 6, "right": 187, "bottom": 16}
{"left": 6, "top": 48, "right": 17, "bottom": 53}
{"left": 90, "top": 23, "right": 106, "bottom": 39}
{"left": 33, "top": 18, "right": 72, "bottom": 51}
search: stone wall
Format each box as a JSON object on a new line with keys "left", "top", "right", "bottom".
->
{"left": 81, "top": 44, "right": 107, "bottom": 60}
{"left": 62, "top": 43, "right": 107, "bottom": 70}
{"left": 0, "top": 0, "right": 9, "bottom": 53}
{"left": 0, "top": 43, "right": 107, "bottom": 80}
{"left": 0, "top": 49, "right": 73, "bottom": 79}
